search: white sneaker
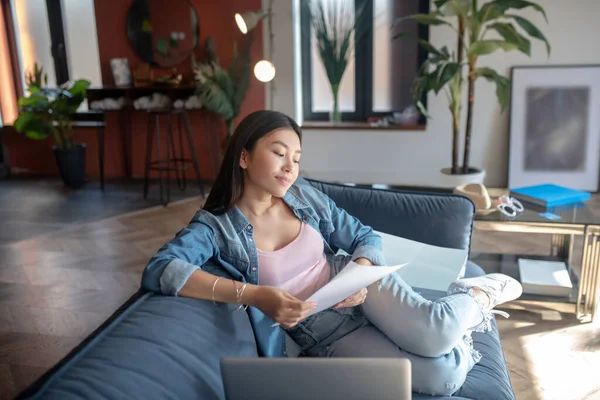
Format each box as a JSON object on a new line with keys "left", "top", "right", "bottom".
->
{"left": 447, "top": 273, "right": 523, "bottom": 318}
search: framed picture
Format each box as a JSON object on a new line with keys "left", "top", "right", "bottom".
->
{"left": 507, "top": 65, "right": 600, "bottom": 191}
{"left": 109, "top": 58, "right": 132, "bottom": 87}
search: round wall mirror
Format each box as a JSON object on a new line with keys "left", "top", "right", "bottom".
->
{"left": 127, "top": 0, "right": 200, "bottom": 68}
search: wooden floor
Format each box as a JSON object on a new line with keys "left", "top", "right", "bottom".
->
{"left": 0, "top": 178, "right": 202, "bottom": 245}
{"left": 1, "top": 194, "right": 599, "bottom": 400}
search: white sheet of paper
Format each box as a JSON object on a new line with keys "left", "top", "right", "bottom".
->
{"left": 272, "top": 261, "right": 405, "bottom": 327}
{"left": 306, "top": 261, "right": 406, "bottom": 316}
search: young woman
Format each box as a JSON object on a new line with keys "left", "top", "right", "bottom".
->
{"left": 142, "top": 110, "right": 522, "bottom": 396}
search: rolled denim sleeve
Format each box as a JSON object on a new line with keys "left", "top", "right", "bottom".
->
{"left": 158, "top": 259, "right": 201, "bottom": 296}
{"left": 326, "top": 197, "right": 387, "bottom": 266}
{"left": 141, "top": 221, "right": 215, "bottom": 296}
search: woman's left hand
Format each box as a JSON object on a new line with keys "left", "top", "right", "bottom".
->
{"left": 334, "top": 287, "right": 368, "bottom": 308}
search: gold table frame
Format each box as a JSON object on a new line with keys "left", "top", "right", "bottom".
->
{"left": 474, "top": 220, "right": 600, "bottom": 322}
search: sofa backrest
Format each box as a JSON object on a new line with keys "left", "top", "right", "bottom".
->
{"left": 302, "top": 178, "right": 475, "bottom": 251}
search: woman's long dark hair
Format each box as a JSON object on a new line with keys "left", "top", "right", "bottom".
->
{"left": 202, "top": 110, "right": 302, "bottom": 215}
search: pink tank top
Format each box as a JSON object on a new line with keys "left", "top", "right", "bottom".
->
{"left": 257, "top": 222, "right": 331, "bottom": 301}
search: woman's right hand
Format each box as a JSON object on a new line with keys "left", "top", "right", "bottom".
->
{"left": 248, "top": 286, "right": 317, "bottom": 329}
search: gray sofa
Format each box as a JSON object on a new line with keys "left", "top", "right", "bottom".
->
{"left": 17, "top": 178, "right": 516, "bottom": 400}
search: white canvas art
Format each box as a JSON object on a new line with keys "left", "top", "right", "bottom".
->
{"left": 508, "top": 65, "right": 600, "bottom": 191}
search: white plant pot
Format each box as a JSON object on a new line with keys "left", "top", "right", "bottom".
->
{"left": 438, "top": 167, "right": 486, "bottom": 189}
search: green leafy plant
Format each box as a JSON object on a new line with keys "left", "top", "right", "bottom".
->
{"left": 156, "top": 36, "right": 179, "bottom": 61}
{"left": 303, "top": 0, "right": 369, "bottom": 122}
{"left": 395, "top": 0, "right": 550, "bottom": 174}
{"left": 14, "top": 64, "right": 91, "bottom": 150}
{"left": 194, "top": 33, "right": 253, "bottom": 136}
{"left": 25, "top": 62, "right": 48, "bottom": 87}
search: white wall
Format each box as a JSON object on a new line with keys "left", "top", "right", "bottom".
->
{"left": 266, "top": 0, "right": 600, "bottom": 187}
{"left": 262, "top": 0, "right": 299, "bottom": 113}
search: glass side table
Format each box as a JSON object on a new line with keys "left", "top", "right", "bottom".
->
{"left": 472, "top": 202, "right": 600, "bottom": 322}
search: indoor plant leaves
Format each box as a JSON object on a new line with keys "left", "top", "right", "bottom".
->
{"left": 394, "top": 0, "right": 550, "bottom": 174}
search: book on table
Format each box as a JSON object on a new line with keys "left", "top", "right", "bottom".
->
{"left": 517, "top": 258, "right": 572, "bottom": 297}
{"left": 510, "top": 184, "right": 590, "bottom": 208}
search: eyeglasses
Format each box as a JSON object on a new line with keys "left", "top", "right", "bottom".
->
{"left": 496, "top": 195, "right": 524, "bottom": 217}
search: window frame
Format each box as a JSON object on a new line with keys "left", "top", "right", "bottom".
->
{"left": 1, "top": 0, "right": 23, "bottom": 98}
{"left": 45, "top": 0, "right": 70, "bottom": 85}
{"left": 299, "top": 0, "right": 430, "bottom": 123}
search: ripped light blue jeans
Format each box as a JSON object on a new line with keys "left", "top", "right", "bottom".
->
{"left": 285, "top": 256, "right": 487, "bottom": 397}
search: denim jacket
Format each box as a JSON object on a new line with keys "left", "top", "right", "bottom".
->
{"left": 141, "top": 181, "right": 386, "bottom": 358}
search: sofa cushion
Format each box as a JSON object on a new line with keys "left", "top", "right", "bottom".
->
{"left": 21, "top": 295, "right": 258, "bottom": 400}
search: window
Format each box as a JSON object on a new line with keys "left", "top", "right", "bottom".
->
{"left": 13, "top": 0, "right": 61, "bottom": 87}
{"left": 61, "top": 0, "right": 102, "bottom": 86}
{"left": 300, "top": 0, "right": 429, "bottom": 123}
{"left": 11, "top": 0, "right": 101, "bottom": 89}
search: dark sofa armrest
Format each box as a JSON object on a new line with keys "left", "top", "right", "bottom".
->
{"left": 303, "top": 179, "right": 476, "bottom": 252}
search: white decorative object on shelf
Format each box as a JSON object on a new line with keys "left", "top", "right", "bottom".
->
{"left": 90, "top": 97, "right": 126, "bottom": 110}
{"left": 133, "top": 93, "right": 172, "bottom": 110}
{"left": 109, "top": 58, "right": 132, "bottom": 87}
{"left": 174, "top": 95, "right": 203, "bottom": 110}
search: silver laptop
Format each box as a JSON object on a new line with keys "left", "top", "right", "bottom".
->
{"left": 220, "top": 357, "right": 412, "bottom": 400}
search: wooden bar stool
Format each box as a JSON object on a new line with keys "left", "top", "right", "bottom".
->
{"left": 143, "top": 108, "right": 205, "bottom": 206}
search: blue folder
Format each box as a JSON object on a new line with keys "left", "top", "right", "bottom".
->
{"left": 510, "top": 184, "right": 591, "bottom": 208}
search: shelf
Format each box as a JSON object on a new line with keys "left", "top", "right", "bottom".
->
{"left": 470, "top": 253, "right": 580, "bottom": 304}
{"left": 300, "top": 121, "right": 426, "bottom": 131}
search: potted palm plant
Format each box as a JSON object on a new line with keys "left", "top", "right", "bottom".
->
{"left": 194, "top": 34, "right": 252, "bottom": 151}
{"left": 14, "top": 63, "right": 91, "bottom": 189}
{"left": 395, "top": 0, "right": 550, "bottom": 186}
{"left": 303, "top": 0, "right": 368, "bottom": 123}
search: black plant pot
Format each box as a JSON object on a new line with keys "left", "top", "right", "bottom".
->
{"left": 53, "top": 143, "right": 87, "bottom": 189}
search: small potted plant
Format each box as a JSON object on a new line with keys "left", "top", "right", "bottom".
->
{"left": 14, "top": 63, "right": 91, "bottom": 189}
{"left": 395, "top": 0, "right": 550, "bottom": 186}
